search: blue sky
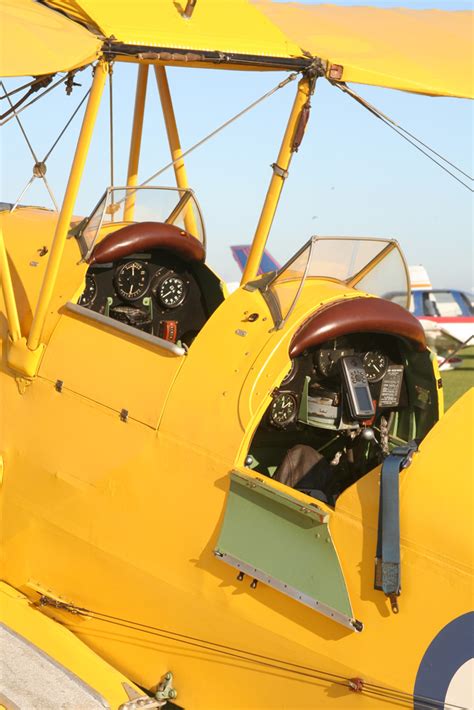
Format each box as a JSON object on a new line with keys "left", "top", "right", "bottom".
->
{"left": 1, "top": 0, "right": 472, "bottom": 289}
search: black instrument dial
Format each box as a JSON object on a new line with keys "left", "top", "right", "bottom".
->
{"left": 269, "top": 392, "right": 298, "bottom": 428}
{"left": 363, "top": 351, "right": 388, "bottom": 382}
{"left": 78, "top": 273, "right": 97, "bottom": 307}
{"left": 115, "top": 261, "right": 150, "bottom": 301}
{"left": 157, "top": 274, "right": 186, "bottom": 309}
{"left": 316, "top": 348, "right": 353, "bottom": 378}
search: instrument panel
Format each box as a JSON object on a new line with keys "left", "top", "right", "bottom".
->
{"left": 77, "top": 251, "right": 209, "bottom": 346}
{"left": 268, "top": 335, "right": 406, "bottom": 430}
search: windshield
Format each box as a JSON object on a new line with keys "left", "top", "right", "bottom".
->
{"left": 75, "top": 186, "right": 205, "bottom": 260}
{"left": 263, "top": 237, "right": 409, "bottom": 327}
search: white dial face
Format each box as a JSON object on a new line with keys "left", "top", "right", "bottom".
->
{"left": 158, "top": 275, "right": 186, "bottom": 309}
{"left": 115, "top": 261, "right": 150, "bottom": 301}
{"left": 363, "top": 350, "right": 388, "bottom": 382}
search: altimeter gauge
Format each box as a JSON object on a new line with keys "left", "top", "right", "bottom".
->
{"left": 269, "top": 392, "right": 298, "bottom": 428}
{"left": 363, "top": 351, "right": 388, "bottom": 382}
{"left": 115, "top": 261, "right": 150, "bottom": 301}
{"left": 157, "top": 274, "right": 187, "bottom": 309}
{"left": 78, "top": 273, "right": 97, "bottom": 307}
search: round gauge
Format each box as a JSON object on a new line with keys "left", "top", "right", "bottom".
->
{"left": 269, "top": 392, "right": 298, "bottom": 428}
{"left": 157, "top": 274, "right": 187, "bottom": 309}
{"left": 115, "top": 261, "right": 150, "bottom": 301}
{"left": 363, "top": 351, "right": 388, "bottom": 382}
{"left": 315, "top": 348, "right": 353, "bottom": 378}
{"left": 78, "top": 273, "right": 97, "bottom": 307}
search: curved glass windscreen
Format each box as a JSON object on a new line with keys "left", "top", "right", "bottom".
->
{"left": 73, "top": 186, "right": 205, "bottom": 260}
{"left": 263, "top": 237, "right": 409, "bottom": 327}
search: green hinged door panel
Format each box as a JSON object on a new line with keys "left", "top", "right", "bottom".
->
{"left": 215, "top": 470, "right": 359, "bottom": 631}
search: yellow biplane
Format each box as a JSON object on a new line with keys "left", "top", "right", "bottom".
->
{"left": 0, "top": 2, "right": 473, "bottom": 708}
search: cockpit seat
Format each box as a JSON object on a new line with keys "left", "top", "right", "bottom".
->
{"left": 88, "top": 221, "right": 205, "bottom": 265}
{"left": 273, "top": 444, "right": 333, "bottom": 504}
{"left": 289, "top": 296, "right": 426, "bottom": 358}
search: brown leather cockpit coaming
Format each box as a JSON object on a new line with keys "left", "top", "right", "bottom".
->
{"left": 88, "top": 222, "right": 205, "bottom": 265}
{"left": 289, "top": 297, "right": 426, "bottom": 358}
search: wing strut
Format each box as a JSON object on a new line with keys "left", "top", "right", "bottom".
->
{"left": 241, "top": 62, "right": 321, "bottom": 285}
{"left": 25, "top": 62, "right": 108, "bottom": 358}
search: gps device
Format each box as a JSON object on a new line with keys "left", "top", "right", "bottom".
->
{"left": 340, "top": 355, "right": 375, "bottom": 420}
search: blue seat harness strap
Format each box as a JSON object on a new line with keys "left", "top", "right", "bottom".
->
{"left": 375, "top": 441, "right": 418, "bottom": 613}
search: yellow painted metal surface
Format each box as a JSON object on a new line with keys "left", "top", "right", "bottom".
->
{"left": 257, "top": 2, "right": 474, "bottom": 98}
{"left": 0, "top": 582, "right": 142, "bottom": 707}
{"left": 2, "top": 238, "right": 466, "bottom": 707}
{"left": 242, "top": 75, "right": 311, "bottom": 283}
{"left": 43, "top": 0, "right": 302, "bottom": 60}
{"left": 124, "top": 65, "right": 149, "bottom": 222}
{"left": 28, "top": 61, "right": 108, "bottom": 354}
{"left": 0, "top": 226, "right": 21, "bottom": 342}
{"left": 0, "top": 0, "right": 100, "bottom": 77}
{"left": 36, "top": 0, "right": 474, "bottom": 98}
{"left": 38, "top": 306, "right": 185, "bottom": 428}
{"left": 0, "top": 208, "right": 87, "bottom": 347}
{"left": 154, "top": 66, "right": 199, "bottom": 237}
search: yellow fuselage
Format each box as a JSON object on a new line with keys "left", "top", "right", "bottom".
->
{"left": 1, "top": 208, "right": 472, "bottom": 709}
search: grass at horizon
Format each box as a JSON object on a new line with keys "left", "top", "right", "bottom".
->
{"left": 440, "top": 345, "right": 474, "bottom": 411}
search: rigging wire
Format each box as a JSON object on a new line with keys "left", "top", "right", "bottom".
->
{"left": 42, "top": 89, "right": 91, "bottom": 163}
{"left": 1, "top": 80, "right": 91, "bottom": 212}
{"left": 138, "top": 71, "right": 299, "bottom": 189}
{"left": 0, "top": 76, "right": 46, "bottom": 101}
{"left": 334, "top": 82, "right": 473, "bottom": 193}
{"left": 42, "top": 599, "right": 464, "bottom": 710}
{"left": 1, "top": 80, "right": 58, "bottom": 211}
{"left": 0, "top": 73, "right": 66, "bottom": 127}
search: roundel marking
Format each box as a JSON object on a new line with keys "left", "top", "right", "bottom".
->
{"left": 414, "top": 612, "right": 474, "bottom": 709}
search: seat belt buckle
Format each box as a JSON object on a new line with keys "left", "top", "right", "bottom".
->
{"left": 390, "top": 441, "right": 418, "bottom": 469}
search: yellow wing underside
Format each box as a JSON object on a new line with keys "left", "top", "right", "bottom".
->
{"left": 1, "top": 0, "right": 472, "bottom": 99}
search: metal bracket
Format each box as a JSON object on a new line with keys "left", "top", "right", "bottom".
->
{"left": 120, "top": 683, "right": 164, "bottom": 709}
{"left": 155, "top": 672, "right": 178, "bottom": 703}
{"left": 271, "top": 163, "right": 289, "bottom": 179}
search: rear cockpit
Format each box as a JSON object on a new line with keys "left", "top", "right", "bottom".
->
{"left": 241, "top": 238, "right": 440, "bottom": 505}
{"left": 246, "top": 298, "right": 439, "bottom": 506}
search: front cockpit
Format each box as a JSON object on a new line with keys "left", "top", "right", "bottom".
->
{"left": 73, "top": 186, "right": 225, "bottom": 347}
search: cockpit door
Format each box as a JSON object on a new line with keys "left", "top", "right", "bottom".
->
{"left": 214, "top": 468, "right": 360, "bottom": 631}
{"left": 39, "top": 307, "right": 185, "bottom": 428}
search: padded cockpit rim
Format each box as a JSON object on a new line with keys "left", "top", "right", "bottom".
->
{"left": 289, "top": 297, "right": 426, "bottom": 358}
{"left": 88, "top": 221, "right": 205, "bottom": 265}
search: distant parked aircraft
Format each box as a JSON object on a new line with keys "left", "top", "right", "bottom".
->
{"left": 230, "top": 251, "right": 473, "bottom": 368}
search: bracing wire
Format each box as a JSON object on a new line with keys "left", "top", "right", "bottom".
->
{"left": 0, "top": 77, "right": 40, "bottom": 100}
{"left": 42, "top": 89, "right": 91, "bottom": 163}
{"left": 138, "top": 71, "right": 299, "bottom": 189}
{"left": 42, "top": 599, "right": 465, "bottom": 710}
{"left": 334, "top": 82, "right": 473, "bottom": 193}
{"left": 0, "top": 73, "right": 67, "bottom": 127}
{"left": 1, "top": 79, "right": 91, "bottom": 212}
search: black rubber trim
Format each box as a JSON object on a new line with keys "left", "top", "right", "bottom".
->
{"left": 103, "top": 41, "right": 311, "bottom": 71}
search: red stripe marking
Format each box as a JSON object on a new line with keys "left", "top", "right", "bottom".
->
{"left": 420, "top": 317, "right": 474, "bottom": 324}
